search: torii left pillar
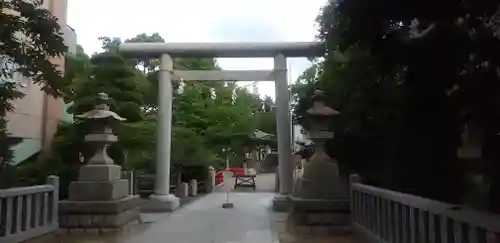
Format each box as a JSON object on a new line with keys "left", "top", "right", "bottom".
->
{"left": 146, "top": 54, "right": 180, "bottom": 211}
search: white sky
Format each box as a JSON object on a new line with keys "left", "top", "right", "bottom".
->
{"left": 67, "top": 0, "right": 326, "bottom": 99}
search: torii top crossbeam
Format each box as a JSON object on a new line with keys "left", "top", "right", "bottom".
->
{"left": 118, "top": 42, "right": 325, "bottom": 58}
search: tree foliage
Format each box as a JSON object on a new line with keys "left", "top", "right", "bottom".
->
{"left": 0, "top": 0, "right": 66, "bottom": 179}
{"left": 1, "top": 0, "right": 66, "bottom": 96}
{"left": 293, "top": 0, "right": 500, "bottom": 211}
{"left": 61, "top": 45, "right": 90, "bottom": 101}
{"left": 68, "top": 52, "right": 149, "bottom": 122}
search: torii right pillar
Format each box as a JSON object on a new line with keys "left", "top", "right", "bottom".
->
{"left": 272, "top": 53, "right": 294, "bottom": 211}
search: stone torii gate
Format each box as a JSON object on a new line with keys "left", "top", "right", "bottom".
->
{"left": 119, "top": 42, "right": 323, "bottom": 211}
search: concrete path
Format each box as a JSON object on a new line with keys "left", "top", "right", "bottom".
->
{"left": 126, "top": 192, "right": 279, "bottom": 243}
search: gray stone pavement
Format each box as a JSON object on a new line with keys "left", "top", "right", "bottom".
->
{"left": 28, "top": 173, "right": 360, "bottom": 243}
{"left": 126, "top": 192, "right": 279, "bottom": 243}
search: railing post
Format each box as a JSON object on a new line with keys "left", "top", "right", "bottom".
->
{"left": 46, "top": 175, "right": 59, "bottom": 226}
{"left": 125, "top": 170, "right": 135, "bottom": 195}
{"left": 349, "top": 174, "right": 361, "bottom": 184}
{"left": 5, "top": 197, "right": 13, "bottom": 237}
{"left": 349, "top": 174, "right": 361, "bottom": 225}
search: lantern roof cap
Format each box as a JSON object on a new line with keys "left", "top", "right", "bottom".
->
{"left": 76, "top": 93, "right": 126, "bottom": 121}
{"left": 306, "top": 89, "right": 340, "bottom": 116}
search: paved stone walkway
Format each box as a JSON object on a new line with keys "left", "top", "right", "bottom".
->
{"left": 29, "top": 173, "right": 360, "bottom": 243}
{"left": 126, "top": 192, "right": 279, "bottom": 243}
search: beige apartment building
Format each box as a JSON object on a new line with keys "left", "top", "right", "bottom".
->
{"left": 6, "top": 0, "right": 75, "bottom": 163}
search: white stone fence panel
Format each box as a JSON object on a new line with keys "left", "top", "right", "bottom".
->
{"left": 350, "top": 174, "right": 500, "bottom": 243}
{"left": 0, "top": 175, "right": 59, "bottom": 242}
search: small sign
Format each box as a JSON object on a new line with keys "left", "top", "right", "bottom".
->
{"left": 222, "top": 171, "right": 233, "bottom": 179}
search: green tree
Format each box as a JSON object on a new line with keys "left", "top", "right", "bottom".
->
{"left": 298, "top": 0, "right": 500, "bottom": 210}
{"left": 0, "top": 0, "right": 66, "bottom": 179}
{"left": 69, "top": 52, "right": 149, "bottom": 122}
{"left": 124, "top": 33, "right": 165, "bottom": 73}
{"left": 175, "top": 82, "right": 256, "bottom": 158}
{"left": 255, "top": 111, "right": 276, "bottom": 137}
{"left": 97, "top": 36, "right": 122, "bottom": 53}
{"left": 299, "top": 1, "right": 465, "bottom": 202}
{"left": 61, "top": 44, "right": 90, "bottom": 101}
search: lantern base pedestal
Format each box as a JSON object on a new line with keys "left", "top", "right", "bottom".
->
{"left": 272, "top": 194, "right": 289, "bottom": 212}
{"left": 287, "top": 196, "right": 353, "bottom": 236}
{"left": 289, "top": 157, "right": 352, "bottom": 235}
{"left": 142, "top": 194, "right": 180, "bottom": 212}
{"left": 59, "top": 195, "right": 141, "bottom": 229}
{"left": 68, "top": 180, "right": 129, "bottom": 201}
{"left": 293, "top": 158, "right": 349, "bottom": 199}
{"left": 78, "top": 164, "right": 122, "bottom": 181}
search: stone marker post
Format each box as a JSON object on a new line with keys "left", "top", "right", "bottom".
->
{"left": 59, "top": 93, "right": 141, "bottom": 232}
{"left": 177, "top": 183, "right": 188, "bottom": 198}
{"left": 206, "top": 166, "right": 216, "bottom": 193}
{"left": 189, "top": 179, "right": 198, "bottom": 196}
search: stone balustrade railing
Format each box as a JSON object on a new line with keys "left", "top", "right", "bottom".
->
{"left": 122, "top": 170, "right": 136, "bottom": 195}
{"left": 0, "top": 175, "right": 59, "bottom": 242}
{"left": 350, "top": 176, "right": 500, "bottom": 243}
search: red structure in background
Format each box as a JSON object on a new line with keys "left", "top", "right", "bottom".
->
{"left": 215, "top": 168, "right": 245, "bottom": 185}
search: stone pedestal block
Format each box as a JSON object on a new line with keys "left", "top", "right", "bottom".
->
{"left": 59, "top": 195, "right": 141, "bottom": 229}
{"left": 189, "top": 179, "right": 198, "bottom": 196}
{"left": 288, "top": 196, "right": 352, "bottom": 235}
{"left": 206, "top": 167, "right": 216, "bottom": 193}
{"left": 142, "top": 194, "right": 180, "bottom": 212}
{"left": 293, "top": 159, "right": 350, "bottom": 199}
{"left": 79, "top": 164, "right": 122, "bottom": 181}
{"left": 68, "top": 179, "right": 129, "bottom": 201}
{"left": 177, "top": 182, "right": 188, "bottom": 198}
{"left": 272, "top": 194, "right": 289, "bottom": 212}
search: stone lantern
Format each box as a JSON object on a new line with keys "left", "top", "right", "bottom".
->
{"left": 288, "top": 90, "right": 351, "bottom": 235}
{"left": 293, "top": 89, "right": 343, "bottom": 199}
{"left": 59, "top": 93, "right": 140, "bottom": 232}
{"left": 77, "top": 93, "right": 125, "bottom": 165}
